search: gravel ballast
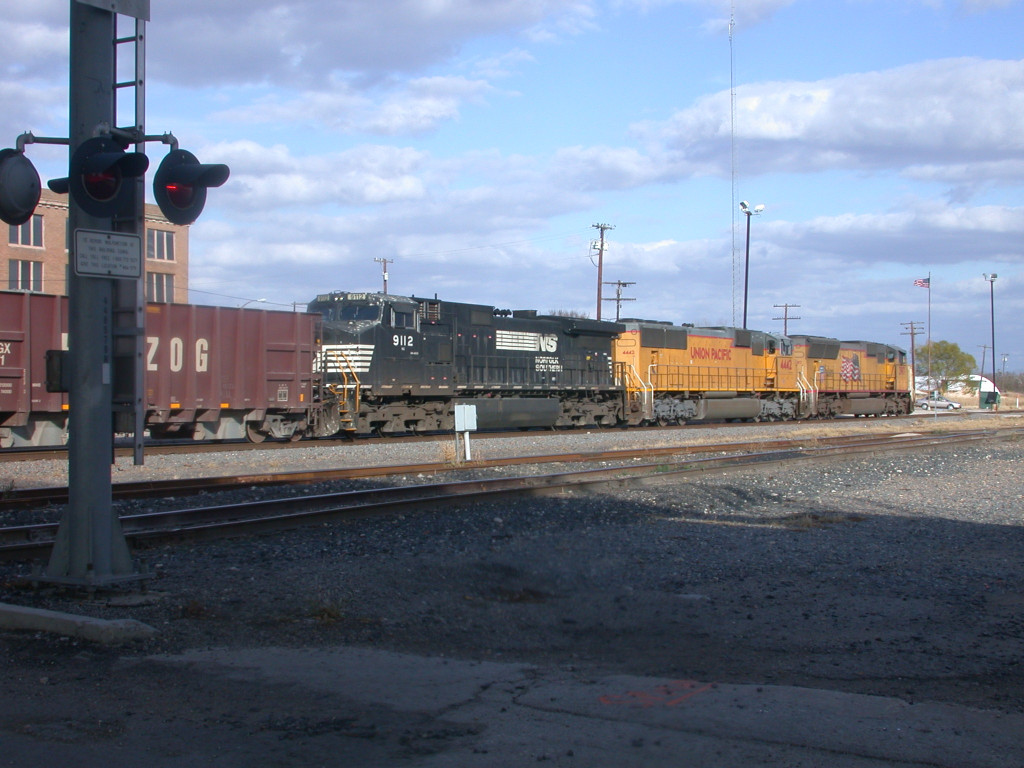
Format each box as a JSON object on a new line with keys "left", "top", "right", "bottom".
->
{"left": 1, "top": 416, "right": 1023, "bottom": 748}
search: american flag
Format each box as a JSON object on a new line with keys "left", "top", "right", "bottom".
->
{"left": 914, "top": 277, "right": 930, "bottom": 288}
{"left": 840, "top": 354, "right": 861, "bottom": 381}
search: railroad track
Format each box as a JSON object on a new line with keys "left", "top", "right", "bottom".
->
{"left": 3, "top": 428, "right": 1016, "bottom": 562}
{"left": 1, "top": 409, "right": 994, "bottom": 464}
{"left": 0, "top": 427, "right": 996, "bottom": 509}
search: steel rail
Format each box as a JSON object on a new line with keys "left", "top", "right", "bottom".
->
{"left": 2, "top": 429, "right": 1013, "bottom": 562}
{"left": 0, "top": 428, "right": 999, "bottom": 509}
{"left": 3, "top": 408, "right": 1001, "bottom": 464}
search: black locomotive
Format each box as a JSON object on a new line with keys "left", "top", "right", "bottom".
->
{"left": 308, "top": 291, "right": 625, "bottom": 433}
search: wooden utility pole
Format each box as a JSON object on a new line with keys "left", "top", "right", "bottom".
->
{"left": 603, "top": 280, "right": 635, "bottom": 321}
{"left": 374, "top": 257, "right": 393, "bottom": 294}
{"left": 901, "top": 321, "right": 925, "bottom": 388}
{"left": 772, "top": 303, "right": 801, "bottom": 335}
{"left": 592, "top": 223, "right": 614, "bottom": 320}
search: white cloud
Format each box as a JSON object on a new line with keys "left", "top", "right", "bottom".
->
{"left": 211, "top": 140, "right": 428, "bottom": 208}
{"left": 213, "top": 75, "right": 493, "bottom": 136}
{"left": 148, "top": 0, "right": 597, "bottom": 88}
{"left": 634, "top": 58, "right": 1024, "bottom": 184}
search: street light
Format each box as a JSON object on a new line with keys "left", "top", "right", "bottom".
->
{"left": 739, "top": 200, "right": 764, "bottom": 329}
{"left": 240, "top": 298, "right": 266, "bottom": 308}
{"left": 983, "top": 273, "right": 998, "bottom": 407}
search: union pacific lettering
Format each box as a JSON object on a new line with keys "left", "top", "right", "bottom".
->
{"left": 690, "top": 346, "right": 732, "bottom": 362}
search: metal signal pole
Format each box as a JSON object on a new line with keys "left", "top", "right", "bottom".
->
{"left": 43, "top": 0, "right": 149, "bottom": 588}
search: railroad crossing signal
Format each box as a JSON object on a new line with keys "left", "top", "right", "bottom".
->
{"left": 2, "top": 136, "right": 230, "bottom": 227}
{"left": 0, "top": 148, "right": 42, "bottom": 226}
{"left": 153, "top": 148, "right": 230, "bottom": 225}
{"left": 60, "top": 135, "right": 150, "bottom": 217}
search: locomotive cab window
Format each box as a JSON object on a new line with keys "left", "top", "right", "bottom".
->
{"left": 336, "top": 304, "right": 381, "bottom": 322}
{"left": 391, "top": 307, "right": 418, "bottom": 330}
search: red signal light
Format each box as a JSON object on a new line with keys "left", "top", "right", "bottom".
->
{"left": 153, "top": 149, "right": 229, "bottom": 225}
{"left": 82, "top": 169, "right": 120, "bottom": 202}
{"left": 68, "top": 137, "right": 148, "bottom": 218}
{"left": 163, "top": 182, "right": 195, "bottom": 210}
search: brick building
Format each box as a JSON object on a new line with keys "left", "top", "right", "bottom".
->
{"left": 2, "top": 189, "right": 189, "bottom": 301}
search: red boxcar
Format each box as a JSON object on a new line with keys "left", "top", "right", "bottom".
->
{"left": 0, "top": 291, "right": 69, "bottom": 447}
{"left": 0, "top": 291, "right": 321, "bottom": 447}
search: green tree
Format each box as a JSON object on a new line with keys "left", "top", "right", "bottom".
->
{"left": 915, "top": 340, "right": 976, "bottom": 392}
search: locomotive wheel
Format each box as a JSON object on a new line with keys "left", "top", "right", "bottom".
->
{"left": 246, "top": 423, "right": 267, "bottom": 443}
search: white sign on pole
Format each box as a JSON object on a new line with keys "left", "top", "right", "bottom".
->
{"left": 74, "top": 229, "right": 143, "bottom": 278}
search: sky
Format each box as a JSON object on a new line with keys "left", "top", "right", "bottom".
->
{"left": 4, "top": 0, "right": 1024, "bottom": 372}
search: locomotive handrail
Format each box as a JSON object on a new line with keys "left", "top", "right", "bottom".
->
{"left": 797, "top": 369, "right": 817, "bottom": 417}
{"left": 614, "top": 362, "right": 653, "bottom": 419}
{"left": 325, "top": 349, "right": 361, "bottom": 429}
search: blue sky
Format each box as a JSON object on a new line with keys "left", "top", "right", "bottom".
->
{"left": 5, "top": 0, "right": 1023, "bottom": 371}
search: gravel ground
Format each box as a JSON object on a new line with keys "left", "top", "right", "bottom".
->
{"left": 2, "top": 414, "right": 1023, "bottom": 736}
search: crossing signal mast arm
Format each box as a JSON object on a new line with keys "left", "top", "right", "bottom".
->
{"left": 0, "top": 129, "right": 229, "bottom": 227}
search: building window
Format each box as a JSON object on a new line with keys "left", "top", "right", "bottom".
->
{"left": 8, "top": 215, "right": 43, "bottom": 248}
{"left": 147, "top": 229, "right": 175, "bottom": 261}
{"left": 8, "top": 260, "right": 43, "bottom": 292}
{"left": 146, "top": 272, "right": 174, "bottom": 303}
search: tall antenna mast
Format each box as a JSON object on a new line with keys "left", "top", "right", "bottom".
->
{"left": 729, "top": 2, "right": 738, "bottom": 326}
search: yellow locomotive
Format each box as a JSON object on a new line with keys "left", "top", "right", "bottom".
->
{"left": 613, "top": 321, "right": 913, "bottom": 424}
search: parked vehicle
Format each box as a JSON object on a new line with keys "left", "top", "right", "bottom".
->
{"left": 915, "top": 395, "right": 962, "bottom": 410}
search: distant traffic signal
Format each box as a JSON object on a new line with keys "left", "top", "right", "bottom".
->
{"left": 64, "top": 136, "right": 149, "bottom": 218}
{"left": 0, "top": 148, "right": 42, "bottom": 226}
{"left": 153, "top": 149, "right": 229, "bottom": 225}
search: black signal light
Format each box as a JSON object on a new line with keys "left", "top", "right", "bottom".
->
{"left": 153, "top": 149, "right": 229, "bottom": 225}
{"left": 0, "top": 148, "right": 42, "bottom": 226}
{"left": 68, "top": 136, "right": 149, "bottom": 218}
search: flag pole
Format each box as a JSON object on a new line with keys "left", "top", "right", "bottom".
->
{"left": 927, "top": 271, "right": 932, "bottom": 392}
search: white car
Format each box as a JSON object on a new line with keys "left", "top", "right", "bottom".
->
{"left": 915, "top": 396, "right": 962, "bottom": 410}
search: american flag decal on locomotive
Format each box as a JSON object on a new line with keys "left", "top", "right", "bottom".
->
{"left": 840, "top": 353, "right": 861, "bottom": 381}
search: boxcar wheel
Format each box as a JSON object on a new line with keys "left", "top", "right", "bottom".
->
{"left": 246, "top": 423, "right": 267, "bottom": 443}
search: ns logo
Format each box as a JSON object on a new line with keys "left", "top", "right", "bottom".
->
{"left": 538, "top": 334, "right": 558, "bottom": 353}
